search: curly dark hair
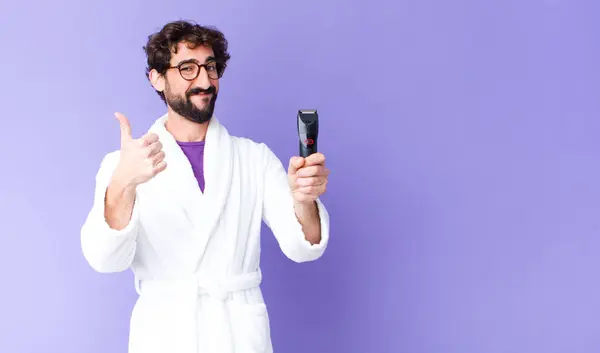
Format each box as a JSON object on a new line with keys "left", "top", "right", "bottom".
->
{"left": 143, "top": 20, "right": 231, "bottom": 103}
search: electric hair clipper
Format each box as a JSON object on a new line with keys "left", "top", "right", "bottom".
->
{"left": 297, "top": 109, "right": 319, "bottom": 157}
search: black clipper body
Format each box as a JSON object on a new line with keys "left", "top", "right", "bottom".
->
{"left": 297, "top": 109, "right": 319, "bottom": 157}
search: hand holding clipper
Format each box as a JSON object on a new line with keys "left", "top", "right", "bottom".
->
{"left": 289, "top": 108, "right": 329, "bottom": 206}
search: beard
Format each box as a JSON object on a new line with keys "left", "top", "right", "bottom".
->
{"left": 164, "top": 82, "right": 218, "bottom": 124}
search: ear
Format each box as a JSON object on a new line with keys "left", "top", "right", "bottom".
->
{"left": 149, "top": 69, "right": 166, "bottom": 93}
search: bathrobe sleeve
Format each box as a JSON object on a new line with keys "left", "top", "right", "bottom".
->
{"left": 260, "top": 143, "right": 330, "bottom": 263}
{"left": 80, "top": 151, "right": 141, "bottom": 273}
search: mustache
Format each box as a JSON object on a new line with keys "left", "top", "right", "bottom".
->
{"left": 187, "top": 85, "right": 216, "bottom": 97}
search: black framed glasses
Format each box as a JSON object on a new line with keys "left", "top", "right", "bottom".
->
{"left": 168, "top": 60, "right": 222, "bottom": 81}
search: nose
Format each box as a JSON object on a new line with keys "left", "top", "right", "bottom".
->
{"left": 194, "top": 66, "right": 211, "bottom": 89}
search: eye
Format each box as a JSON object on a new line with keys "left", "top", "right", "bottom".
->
{"left": 179, "top": 63, "right": 197, "bottom": 72}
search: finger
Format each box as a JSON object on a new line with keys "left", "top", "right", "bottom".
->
{"left": 115, "top": 112, "right": 132, "bottom": 146}
{"left": 304, "top": 152, "right": 325, "bottom": 166}
{"left": 141, "top": 132, "right": 159, "bottom": 145}
{"left": 295, "top": 176, "right": 318, "bottom": 187}
{"left": 151, "top": 150, "right": 166, "bottom": 165}
{"left": 153, "top": 161, "right": 167, "bottom": 175}
{"left": 288, "top": 156, "right": 305, "bottom": 175}
{"left": 297, "top": 184, "right": 326, "bottom": 196}
{"left": 145, "top": 141, "right": 163, "bottom": 157}
{"left": 295, "top": 176, "right": 328, "bottom": 187}
{"left": 297, "top": 165, "right": 330, "bottom": 178}
{"left": 293, "top": 187, "right": 325, "bottom": 203}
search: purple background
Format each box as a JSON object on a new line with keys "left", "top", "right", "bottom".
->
{"left": 1, "top": 0, "right": 599, "bottom": 352}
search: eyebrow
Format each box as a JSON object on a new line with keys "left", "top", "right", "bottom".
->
{"left": 174, "top": 56, "right": 217, "bottom": 67}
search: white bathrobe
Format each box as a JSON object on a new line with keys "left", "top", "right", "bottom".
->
{"left": 80, "top": 113, "right": 330, "bottom": 353}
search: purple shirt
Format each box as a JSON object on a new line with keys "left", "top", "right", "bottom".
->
{"left": 176, "top": 140, "right": 205, "bottom": 192}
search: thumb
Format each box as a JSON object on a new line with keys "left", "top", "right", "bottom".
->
{"left": 114, "top": 112, "right": 132, "bottom": 146}
{"left": 288, "top": 156, "right": 305, "bottom": 175}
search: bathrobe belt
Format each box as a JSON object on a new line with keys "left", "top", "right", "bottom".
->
{"left": 135, "top": 270, "right": 263, "bottom": 353}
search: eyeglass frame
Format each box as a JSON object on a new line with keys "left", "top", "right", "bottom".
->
{"left": 166, "top": 58, "right": 224, "bottom": 81}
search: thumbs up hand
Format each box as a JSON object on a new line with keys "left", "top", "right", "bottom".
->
{"left": 112, "top": 112, "right": 167, "bottom": 188}
{"left": 287, "top": 152, "right": 329, "bottom": 204}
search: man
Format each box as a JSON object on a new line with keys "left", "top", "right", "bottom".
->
{"left": 80, "top": 20, "right": 330, "bottom": 353}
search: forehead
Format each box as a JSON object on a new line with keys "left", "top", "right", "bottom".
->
{"left": 170, "top": 42, "right": 215, "bottom": 64}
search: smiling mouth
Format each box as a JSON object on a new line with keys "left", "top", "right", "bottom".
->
{"left": 191, "top": 95, "right": 211, "bottom": 105}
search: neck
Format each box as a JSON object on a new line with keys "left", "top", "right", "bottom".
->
{"left": 164, "top": 109, "right": 209, "bottom": 142}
